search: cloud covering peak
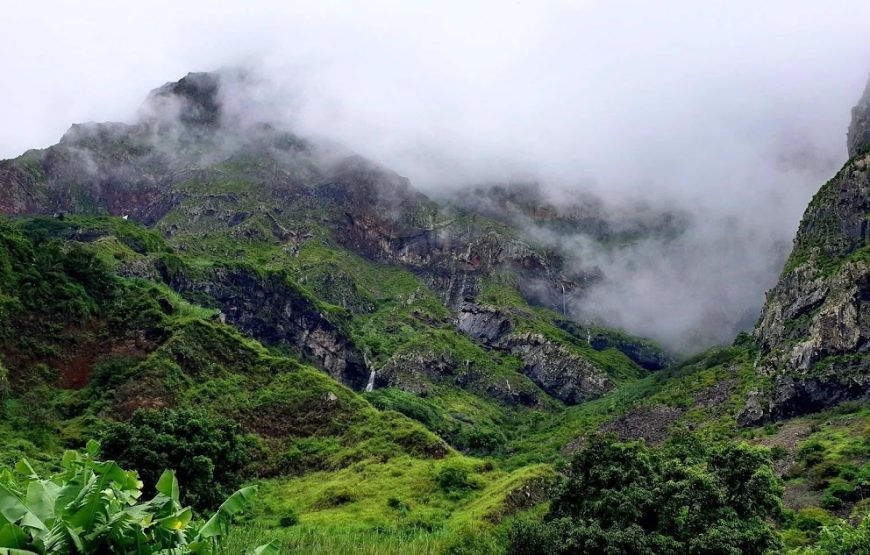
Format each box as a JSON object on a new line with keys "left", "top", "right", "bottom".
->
{"left": 2, "top": 0, "right": 870, "bottom": 351}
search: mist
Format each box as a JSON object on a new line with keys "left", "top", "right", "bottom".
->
{"left": 3, "top": 1, "right": 870, "bottom": 352}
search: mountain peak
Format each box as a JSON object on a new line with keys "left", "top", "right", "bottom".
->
{"left": 143, "top": 71, "right": 223, "bottom": 128}
{"left": 847, "top": 72, "right": 870, "bottom": 157}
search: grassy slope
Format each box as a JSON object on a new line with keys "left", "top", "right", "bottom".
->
{"left": 4, "top": 209, "right": 868, "bottom": 552}
{"left": 0, "top": 216, "right": 557, "bottom": 550}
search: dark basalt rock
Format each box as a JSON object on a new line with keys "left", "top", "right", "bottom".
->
{"left": 737, "top": 368, "right": 870, "bottom": 426}
{"left": 166, "top": 265, "right": 369, "bottom": 389}
{"left": 456, "top": 302, "right": 614, "bottom": 404}
{"left": 598, "top": 404, "right": 684, "bottom": 445}
{"left": 456, "top": 302, "right": 514, "bottom": 343}
{"left": 741, "top": 80, "right": 870, "bottom": 424}
{"left": 375, "top": 347, "right": 541, "bottom": 407}
{"left": 556, "top": 319, "right": 673, "bottom": 371}
{"left": 848, "top": 74, "right": 870, "bottom": 158}
{"left": 145, "top": 71, "right": 223, "bottom": 128}
{"left": 497, "top": 332, "right": 613, "bottom": 404}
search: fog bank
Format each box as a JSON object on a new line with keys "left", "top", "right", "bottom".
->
{"left": 3, "top": 1, "right": 870, "bottom": 351}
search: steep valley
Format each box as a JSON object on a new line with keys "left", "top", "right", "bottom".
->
{"left": 1, "top": 70, "right": 870, "bottom": 553}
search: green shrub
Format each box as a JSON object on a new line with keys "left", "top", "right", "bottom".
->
{"left": 798, "top": 440, "right": 827, "bottom": 466}
{"left": 279, "top": 509, "right": 299, "bottom": 527}
{"left": 436, "top": 462, "right": 479, "bottom": 494}
{"left": 313, "top": 487, "right": 357, "bottom": 509}
{"left": 386, "top": 496, "right": 411, "bottom": 515}
{"left": 793, "top": 507, "right": 833, "bottom": 532}
{"left": 507, "top": 435, "right": 783, "bottom": 555}
{"left": 820, "top": 482, "right": 854, "bottom": 510}
{"left": 771, "top": 446, "right": 790, "bottom": 460}
{"left": 798, "top": 517, "right": 870, "bottom": 554}
{"left": 458, "top": 427, "right": 507, "bottom": 455}
{"left": 101, "top": 408, "right": 253, "bottom": 512}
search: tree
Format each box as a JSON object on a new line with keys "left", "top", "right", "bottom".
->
{"left": 101, "top": 408, "right": 254, "bottom": 512}
{"left": 508, "top": 434, "right": 784, "bottom": 555}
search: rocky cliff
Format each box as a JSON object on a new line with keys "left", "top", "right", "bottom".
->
{"left": 457, "top": 302, "right": 614, "bottom": 403}
{"left": 848, "top": 74, "right": 870, "bottom": 158}
{"left": 739, "top": 80, "right": 870, "bottom": 425}
{"left": 0, "top": 71, "right": 583, "bottom": 315}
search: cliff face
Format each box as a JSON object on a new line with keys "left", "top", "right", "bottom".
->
{"left": 456, "top": 302, "right": 614, "bottom": 404}
{"left": 0, "top": 71, "right": 583, "bottom": 316}
{"left": 848, "top": 74, "right": 870, "bottom": 158}
{"left": 168, "top": 266, "right": 370, "bottom": 389}
{"left": 739, "top": 82, "right": 870, "bottom": 425}
{"left": 0, "top": 70, "right": 661, "bottom": 410}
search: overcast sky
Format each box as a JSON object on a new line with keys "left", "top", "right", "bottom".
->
{"left": 2, "top": 1, "right": 869, "bottom": 351}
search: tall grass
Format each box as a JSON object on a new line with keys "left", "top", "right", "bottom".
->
{"left": 219, "top": 524, "right": 455, "bottom": 554}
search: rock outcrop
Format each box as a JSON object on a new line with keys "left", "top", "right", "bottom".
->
{"left": 498, "top": 332, "right": 614, "bottom": 404}
{"left": 848, "top": 74, "right": 870, "bottom": 158}
{"left": 456, "top": 302, "right": 614, "bottom": 404}
{"left": 374, "top": 348, "right": 541, "bottom": 406}
{"left": 0, "top": 71, "right": 584, "bottom": 314}
{"left": 167, "top": 265, "right": 369, "bottom": 389}
{"left": 739, "top": 85, "right": 870, "bottom": 425}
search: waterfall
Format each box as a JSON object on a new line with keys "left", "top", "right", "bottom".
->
{"left": 363, "top": 351, "right": 376, "bottom": 392}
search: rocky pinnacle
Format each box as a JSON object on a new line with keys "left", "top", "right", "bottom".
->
{"left": 848, "top": 73, "right": 870, "bottom": 157}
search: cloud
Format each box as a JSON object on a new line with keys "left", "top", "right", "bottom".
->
{"left": 2, "top": 0, "right": 870, "bottom": 351}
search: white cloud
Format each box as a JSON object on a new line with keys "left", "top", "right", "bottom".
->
{"left": 2, "top": 0, "right": 869, "bottom": 351}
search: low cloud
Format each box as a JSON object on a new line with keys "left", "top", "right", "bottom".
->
{"left": 3, "top": 1, "right": 870, "bottom": 352}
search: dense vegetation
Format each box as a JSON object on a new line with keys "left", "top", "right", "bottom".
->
{"left": 101, "top": 409, "right": 253, "bottom": 511}
{"left": 507, "top": 435, "right": 783, "bottom": 554}
{"left": 1, "top": 200, "right": 868, "bottom": 554}
{"left": 0, "top": 442, "right": 275, "bottom": 554}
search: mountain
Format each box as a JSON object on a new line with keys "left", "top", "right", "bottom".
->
{"left": 2, "top": 70, "right": 870, "bottom": 552}
{"left": 739, "top": 77, "right": 870, "bottom": 425}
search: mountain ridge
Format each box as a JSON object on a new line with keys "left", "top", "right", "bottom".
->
{"left": 2, "top": 69, "right": 870, "bottom": 551}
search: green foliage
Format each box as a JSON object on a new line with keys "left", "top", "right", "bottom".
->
{"left": 15, "top": 216, "right": 169, "bottom": 256}
{"left": 0, "top": 442, "right": 270, "bottom": 554}
{"left": 278, "top": 509, "right": 299, "bottom": 528}
{"left": 0, "top": 360, "right": 9, "bottom": 399}
{"left": 101, "top": 409, "right": 253, "bottom": 512}
{"left": 435, "top": 463, "right": 479, "bottom": 495}
{"left": 794, "top": 517, "right": 870, "bottom": 554}
{"left": 0, "top": 222, "right": 116, "bottom": 325}
{"left": 507, "top": 435, "right": 783, "bottom": 555}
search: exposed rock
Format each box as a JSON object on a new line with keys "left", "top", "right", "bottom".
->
{"left": 375, "top": 348, "right": 540, "bottom": 406}
{"left": 848, "top": 74, "right": 870, "bottom": 157}
{"left": 455, "top": 302, "right": 615, "bottom": 404}
{"left": 556, "top": 319, "right": 673, "bottom": 371}
{"left": 693, "top": 374, "right": 738, "bottom": 409}
{"left": 167, "top": 265, "right": 369, "bottom": 389}
{"left": 375, "top": 351, "right": 456, "bottom": 396}
{"left": 497, "top": 332, "right": 613, "bottom": 404}
{"left": 454, "top": 182, "right": 690, "bottom": 245}
{"left": 744, "top": 123, "right": 870, "bottom": 423}
{"left": 598, "top": 404, "right": 684, "bottom": 445}
{"left": 0, "top": 71, "right": 588, "bottom": 317}
{"left": 145, "top": 71, "right": 222, "bottom": 128}
{"left": 738, "top": 365, "right": 870, "bottom": 426}
{"left": 456, "top": 303, "right": 514, "bottom": 343}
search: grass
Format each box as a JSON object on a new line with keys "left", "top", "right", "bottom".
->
{"left": 5, "top": 203, "right": 870, "bottom": 554}
{"left": 219, "top": 523, "right": 455, "bottom": 555}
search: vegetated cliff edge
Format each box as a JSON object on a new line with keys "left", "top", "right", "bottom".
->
{"left": 739, "top": 74, "right": 870, "bottom": 425}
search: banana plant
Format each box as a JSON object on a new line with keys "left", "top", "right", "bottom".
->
{"left": 0, "top": 441, "right": 275, "bottom": 554}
